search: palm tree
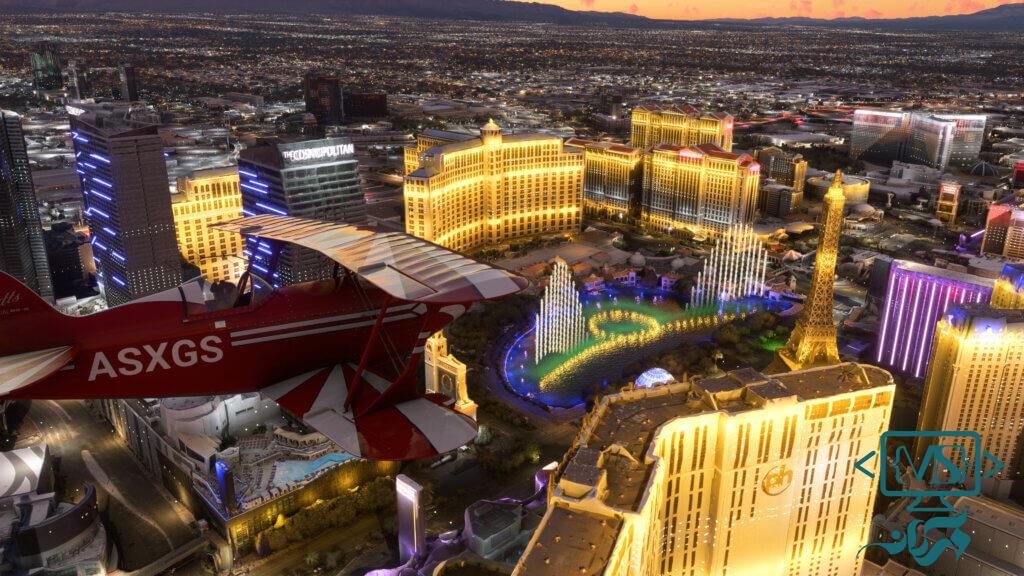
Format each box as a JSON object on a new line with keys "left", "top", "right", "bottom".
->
{"left": 305, "top": 551, "right": 320, "bottom": 567}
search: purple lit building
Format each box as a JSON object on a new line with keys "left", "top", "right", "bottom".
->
{"left": 876, "top": 260, "right": 994, "bottom": 379}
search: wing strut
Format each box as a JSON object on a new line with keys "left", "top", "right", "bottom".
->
{"left": 344, "top": 295, "right": 391, "bottom": 412}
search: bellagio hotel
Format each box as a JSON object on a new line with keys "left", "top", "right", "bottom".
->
{"left": 514, "top": 363, "right": 894, "bottom": 576}
{"left": 403, "top": 120, "right": 584, "bottom": 253}
{"left": 171, "top": 166, "right": 246, "bottom": 283}
{"left": 642, "top": 142, "right": 761, "bottom": 239}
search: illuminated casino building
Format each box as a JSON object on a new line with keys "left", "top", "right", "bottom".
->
{"left": 403, "top": 120, "right": 583, "bottom": 253}
{"left": 640, "top": 143, "right": 759, "bottom": 239}
{"left": 992, "top": 263, "right": 1024, "bottom": 309}
{"left": 690, "top": 224, "right": 767, "bottom": 309}
{"left": 629, "top": 104, "right": 733, "bottom": 152}
{"left": 850, "top": 109, "right": 986, "bottom": 170}
{"left": 237, "top": 138, "right": 364, "bottom": 285}
{"left": 1014, "top": 161, "right": 1024, "bottom": 188}
{"left": 535, "top": 259, "right": 586, "bottom": 363}
{"left": 513, "top": 363, "right": 894, "bottom": 576}
{"left": 70, "top": 104, "right": 181, "bottom": 306}
{"left": 0, "top": 110, "right": 53, "bottom": 301}
{"left": 935, "top": 180, "right": 961, "bottom": 225}
{"left": 171, "top": 166, "right": 245, "bottom": 283}
{"left": 916, "top": 305, "right": 1024, "bottom": 488}
{"left": 875, "top": 260, "right": 995, "bottom": 379}
{"left": 565, "top": 138, "right": 642, "bottom": 219}
{"left": 772, "top": 171, "right": 845, "bottom": 372}
{"left": 981, "top": 204, "right": 1024, "bottom": 259}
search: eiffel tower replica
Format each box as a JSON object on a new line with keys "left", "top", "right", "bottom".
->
{"left": 768, "top": 170, "right": 846, "bottom": 373}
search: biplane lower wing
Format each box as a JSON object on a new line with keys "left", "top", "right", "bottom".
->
{"left": 260, "top": 363, "right": 476, "bottom": 460}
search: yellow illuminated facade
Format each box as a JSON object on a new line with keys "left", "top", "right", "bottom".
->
{"left": 640, "top": 143, "right": 760, "bottom": 238}
{"left": 172, "top": 166, "right": 245, "bottom": 283}
{"left": 630, "top": 105, "right": 733, "bottom": 151}
{"left": 424, "top": 332, "right": 477, "bottom": 420}
{"left": 992, "top": 264, "right": 1024, "bottom": 309}
{"left": 514, "top": 363, "right": 894, "bottom": 576}
{"left": 772, "top": 171, "right": 845, "bottom": 372}
{"left": 404, "top": 120, "right": 583, "bottom": 253}
{"left": 916, "top": 306, "right": 1024, "bottom": 485}
{"left": 566, "top": 138, "right": 643, "bottom": 219}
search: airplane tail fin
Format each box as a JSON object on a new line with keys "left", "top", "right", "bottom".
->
{"left": 0, "top": 271, "right": 66, "bottom": 356}
{"left": 0, "top": 272, "right": 78, "bottom": 397}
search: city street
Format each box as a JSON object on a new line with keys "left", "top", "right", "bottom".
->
{"left": 15, "top": 400, "right": 198, "bottom": 570}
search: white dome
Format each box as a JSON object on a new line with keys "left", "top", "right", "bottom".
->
{"left": 636, "top": 367, "right": 674, "bottom": 389}
{"left": 629, "top": 252, "right": 646, "bottom": 267}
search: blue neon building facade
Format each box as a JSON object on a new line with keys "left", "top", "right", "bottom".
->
{"left": 237, "top": 138, "right": 364, "bottom": 286}
{"left": 70, "top": 105, "right": 180, "bottom": 306}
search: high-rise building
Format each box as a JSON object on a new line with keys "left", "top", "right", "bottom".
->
{"left": 772, "top": 171, "right": 845, "bottom": 372}
{"left": 760, "top": 183, "right": 800, "bottom": 218}
{"left": 565, "top": 138, "right": 642, "bottom": 219}
{"left": 916, "top": 305, "right": 1024, "bottom": 488}
{"left": 981, "top": 204, "right": 1024, "bottom": 259}
{"left": 514, "top": 363, "right": 895, "bottom": 576}
{"left": 640, "top": 143, "right": 760, "bottom": 239}
{"left": 0, "top": 110, "right": 53, "bottom": 301}
{"left": 875, "top": 260, "right": 994, "bottom": 380}
{"left": 1014, "top": 161, "right": 1024, "bottom": 188}
{"left": 118, "top": 64, "right": 140, "bottom": 102}
{"left": 171, "top": 166, "right": 245, "bottom": 284}
{"left": 850, "top": 109, "right": 986, "bottom": 170}
{"left": 237, "top": 138, "right": 364, "bottom": 285}
{"left": 992, "top": 263, "right": 1024, "bottom": 309}
{"left": 303, "top": 72, "right": 344, "bottom": 127}
{"left": 905, "top": 114, "right": 957, "bottom": 170}
{"left": 935, "top": 180, "right": 961, "bottom": 225}
{"left": 29, "top": 42, "right": 62, "bottom": 91}
{"left": 850, "top": 110, "right": 907, "bottom": 166}
{"left": 753, "top": 146, "right": 807, "bottom": 195}
{"left": 982, "top": 204, "right": 1014, "bottom": 255}
{"left": 630, "top": 104, "right": 733, "bottom": 151}
{"left": 404, "top": 120, "right": 583, "bottom": 253}
{"left": 70, "top": 104, "right": 181, "bottom": 306}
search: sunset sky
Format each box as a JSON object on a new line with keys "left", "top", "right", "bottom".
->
{"left": 517, "top": 0, "right": 1015, "bottom": 20}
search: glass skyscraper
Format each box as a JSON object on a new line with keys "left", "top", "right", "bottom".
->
{"left": 237, "top": 137, "right": 365, "bottom": 285}
{"left": 0, "top": 110, "right": 53, "bottom": 301}
{"left": 70, "top": 104, "right": 181, "bottom": 306}
{"left": 851, "top": 109, "right": 986, "bottom": 170}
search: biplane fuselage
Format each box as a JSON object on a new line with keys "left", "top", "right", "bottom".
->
{"left": 0, "top": 276, "right": 448, "bottom": 403}
{"left": 0, "top": 215, "right": 528, "bottom": 460}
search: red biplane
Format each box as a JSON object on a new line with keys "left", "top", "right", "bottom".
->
{"left": 0, "top": 215, "right": 527, "bottom": 461}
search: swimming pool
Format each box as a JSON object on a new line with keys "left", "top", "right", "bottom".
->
{"left": 272, "top": 453, "right": 353, "bottom": 487}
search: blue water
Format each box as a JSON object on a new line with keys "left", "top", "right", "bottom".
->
{"left": 273, "top": 453, "right": 353, "bottom": 487}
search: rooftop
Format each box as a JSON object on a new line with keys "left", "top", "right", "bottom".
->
{"left": 892, "top": 259, "right": 997, "bottom": 288}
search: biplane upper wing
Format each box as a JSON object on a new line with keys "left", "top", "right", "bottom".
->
{"left": 213, "top": 215, "right": 528, "bottom": 304}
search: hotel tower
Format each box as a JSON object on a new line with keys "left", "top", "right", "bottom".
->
{"left": 630, "top": 105, "right": 734, "bottom": 152}
{"left": 514, "top": 363, "right": 894, "bottom": 576}
{"left": 917, "top": 305, "right": 1024, "bottom": 491}
{"left": 640, "top": 143, "right": 760, "bottom": 239}
{"left": 404, "top": 120, "right": 584, "bottom": 253}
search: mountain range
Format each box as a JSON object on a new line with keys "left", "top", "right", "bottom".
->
{"left": 1, "top": 0, "right": 1022, "bottom": 31}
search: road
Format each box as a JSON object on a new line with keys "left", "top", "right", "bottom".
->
{"left": 15, "top": 399, "right": 198, "bottom": 570}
